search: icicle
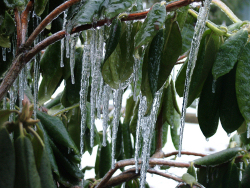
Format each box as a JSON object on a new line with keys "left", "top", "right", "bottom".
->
{"left": 9, "top": 79, "right": 18, "bottom": 121}
{"left": 79, "top": 37, "right": 91, "bottom": 155}
{"left": 61, "top": 10, "right": 68, "bottom": 67}
{"left": 3, "top": 95, "right": 7, "bottom": 110}
{"left": 70, "top": 33, "right": 79, "bottom": 84}
{"left": 102, "top": 85, "right": 111, "bottom": 146}
{"left": 133, "top": 55, "right": 140, "bottom": 101}
{"left": 139, "top": 88, "right": 163, "bottom": 188}
{"left": 66, "top": 34, "right": 71, "bottom": 58}
{"left": 239, "top": 162, "right": 243, "bottom": 181}
{"left": 33, "top": 57, "right": 40, "bottom": 119}
{"left": 97, "top": 77, "right": 104, "bottom": 119}
{"left": 247, "top": 122, "right": 250, "bottom": 139}
{"left": 196, "top": 98, "right": 199, "bottom": 117}
{"left": 178, "top": 0, "right": 212, "bottom": 157}
{"left": 135, "top": 94, "right": 147, "bottom": 173}
{"left": 2, "top": 47, "right": 6, "bottom": 61}
{"left": 111, "top": 88, "right": 123, "bottom": 169}
{"left": 212, "top": 79, "right": 216, "bottom": 93}
{"left": 19, "top": 69, "right": 25, "bottom": 110}
{"left": 7, "top": 46, "right": 11, "bottom": 53}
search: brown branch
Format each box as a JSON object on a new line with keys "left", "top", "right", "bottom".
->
{"left": 164, "top": 151, "right": 207, "bottom": 158}
{"left": 21, "top": 0, "right": 34, "bottom": 44}
{"left": 0, "top": 0, "right": 203, "bottom": 101}
{"left": 95, "top": 158, "right": 190, "bottom": 188}
{"left": 25, "top": 0, "right": 81, "bottom": 47}
{"left": 14, "top": 8, "right": 22, "bottom": 53}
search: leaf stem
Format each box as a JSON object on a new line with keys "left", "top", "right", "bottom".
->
{"left": 52, "top": 103, "right": 79, "bottom": 116}
{"left": 188, "top": 9, "right": 231, "bottom": 37}
{"left": 27, "top": 126, "right": 45, "bottom": 147}
{"left": 211, "top": 0, "right": 242, "bottom": 23}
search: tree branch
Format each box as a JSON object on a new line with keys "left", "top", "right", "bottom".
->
{"left": 164, "top": 151, "right": 207, "bottom": 158}
{"left": 14, "top": 8, "right": 22, "bottom": 53}
{"left": 0, "top": 0, "right": 203, "bottom": 101}
{"left": 21, "top": 0, "right": 34, "bottom": 44}
{"left": 95, "top": 158, "right": 190, "bottom": 188}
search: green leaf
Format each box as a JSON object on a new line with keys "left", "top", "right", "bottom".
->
{"left": 124, "top": 95, "right": 136, "bottom": 124}
{"left": 170, "top": 109, "right": 180, "bottom": 150}
{"left": 105, "top": 0, "right": 133, "bottom": 19}
{"left": 187, "top": 164, "right": 196, "bottom": 179}
{"left": 0, "top": 34, "right": 11, "bottom": 48}
{"left": 0, "top": 109, "right": 16, "bottom": 126}
{"left": 49, "top": 137, "right": 83, "bottom": 179}
{"left": 63, "top": 47, "right": 83, "bottom": 106}
{"left": 102, "top": 22, "right": 140, "bottom": 89}
{"left": 14, "top": 135, "right": 42, "bottom": 188}
{"left": 176, "top": 6, "right": 189, "bottom": 31}
{"left": 32, "top": 125, "right": 44, "bottom": 169}
{"left": 38, "top": 41, "right": 63, "bottom": 104}
{"left": 34, "top": 0, "right": 49, "bottom": 16}
{"left": 198, "top": 72, "right": 221, "bottom": 138}
{"left": 236, "top": 42, "right": 250, "bottom": 124}
{"left": 99, "top": 142, "right": 112, "bottom": 178}
{"left": 121, "top": 122, "right": 133, "bottom": 158}
{"left": 129, "top": 101, "right": 139, "bottom": 137}
{"left": 37, "top": 111, "right": 80, "bottom": 156}
{"left": 219, "top": 64, "right": 244, "bottom": 134}
{"left": 0, "top": 11, "right": 15, "bottom": 36}
{"left": 104, "top": 18, "right": 122, "bottom": 63}
{"left": 67, "top": 0, "right": 104, "bottom": 31}
{"left": 148, "top": 29, "right": 164, "bottom": 96}
{"left": 0, "top": 127, "right": 15, "bottom": 188}
{"left": 193, "top": 147, "right": 242, "bottom": 166}
{"left": 38, "top": 122, "right": 59, "bottom": 177}
{"left": 182, "top": 173, "right": 196, "bottom": 186}
{"left": 223, "top": 163, "right": 240, "bottom": 188}
{"left": 212, "top": 29, "right": 248, "bottom": 80}
{"left": 134, "top": 2, "right": 167, "bottom": 48}
{"left": 157, "top": 19, "right": 182, "bottom": 91}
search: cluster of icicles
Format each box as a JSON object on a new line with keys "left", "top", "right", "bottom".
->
{"left": 1, "top": 0, "right": 214, "bottom": 187}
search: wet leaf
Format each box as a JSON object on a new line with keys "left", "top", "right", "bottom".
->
{"left": 236, "top": 42, "right": 250, "bottom": 124}
{"left": 0, "top": 109, "right": 17, "bottom": 126}
{"left": 198, "top": 72, "right": 221, "bottom": 138}
{"left": 34, "top": 0, "right": 49, "bottom": 16}
{"left": 212, "top": 29, "right": 248, "bottom": 80}
{"left": 194, "top": 147, "right": 242, "bottom": 166}
{"left": 182, "top": 173, "right": 196, "bottom": 186}
{"left": 219, "top": 64, "right": 244, "bottom": 134}
{"left": 105, "top": 0, "right": 133, "bottom": 19}
{"left": 134, "top": 2, "right": 167, "bottom": 48}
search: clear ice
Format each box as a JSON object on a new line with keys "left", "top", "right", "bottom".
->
{"left": 70, "top": 33, "right": 79, "bottom": 84}
{"left": 61, "top": 10, "right": 68, "bottom": 67}
{"left": 102, "top": 84, "right": 111, "bottom": 146}
{"left": 2, "top": 47, "right": 6, "bottom": 61}
{"left": 178, "top": 0, "right": 212, "bottom": 157}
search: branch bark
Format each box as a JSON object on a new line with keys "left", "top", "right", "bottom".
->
{"left": 14, "top": 8, "right": 22, "bottom": 53}
{"left": 0, "top": 0, "right": 203, "bottom": 101}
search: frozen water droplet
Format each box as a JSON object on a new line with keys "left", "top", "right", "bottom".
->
{"left": 178, "top": 0, "right": 212, "bottom": 157}
{"left": 206, "top": 138, "right": 209, "bottom": 142}
{"left": 212, "top": 79, "right": 216, "bottom": 93}
{"left": 227, "top": 133, "right": 231, "bottom": 137}
{"left": 2, "top": 47, "right": 6, "bottom": 61}
{"left": 239, "top": 162, "right": 243, "bottom": 181}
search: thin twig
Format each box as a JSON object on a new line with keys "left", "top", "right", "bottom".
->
{"left": 0, "top": 0, "right": 203, "bottom": 101}
{"left": 164, "top": 151, "right": 207, "bottom": 158}
{"left": 21, "top": 0, "right": 34, "bottom": 44}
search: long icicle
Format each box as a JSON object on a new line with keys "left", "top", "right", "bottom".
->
{"left": 135, "top": 94, "right": 147, "bottom": 173}
{"left": 70, "top": 33, "right": 79, "bottom": 84}
{"left": 178, "top": 0, "right": 212, "bottom": 157}
{"left": 60, "top": 10, "right": 68, "bottom": 67}
{"left": 111, "top": 88, "right": 123, "bottom": 168}
{"left": 102, "top": 84, "right": 111, "bottom": 146}
{"left": 79, "top": 32, "right": 91, "bottom": 155}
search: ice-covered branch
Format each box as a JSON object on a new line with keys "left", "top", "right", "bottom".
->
{"left": 164, "top": 151, "right": 207, "bottom": 158}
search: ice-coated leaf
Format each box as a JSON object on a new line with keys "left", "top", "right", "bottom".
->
{"left": 194, "top": 147, "right": 242, "bottom": 166}
{"left": 38, "top": 41, "right": 63, "bottom": 104}
{"left": 0, "top": 11, "right": 15, "bottom": 36}
{"left": 134, "top": 2, "right": 167, "bottom": 48}
{"left": 105, "top": 0, "right": 134, "bottom": 19}
{"left": 67, "top": 0, "right": 104, "bottom": 32}
{"left": 236, "top": 42, "right": 250, "bottom": 124}
{"left": 102, "top": 22, "right": 140, "bottom": 89}
{"left": 212, "top": 29, "right": 248, "bottom": 80}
